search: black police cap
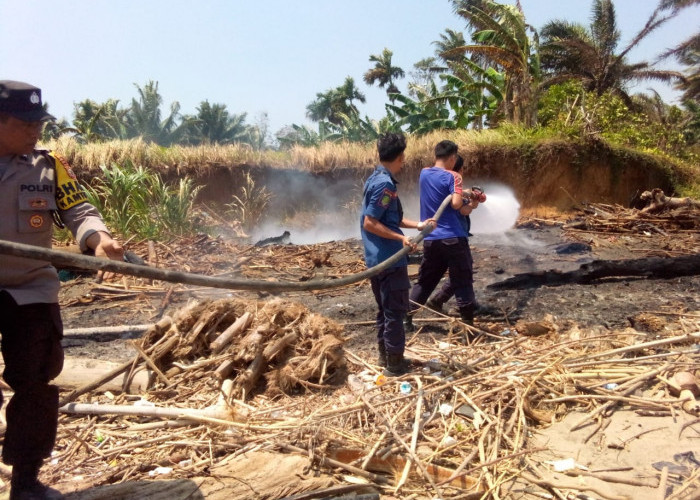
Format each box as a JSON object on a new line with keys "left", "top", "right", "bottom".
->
{"left": 0, "top": 80, "right": 55, "bottom": 122}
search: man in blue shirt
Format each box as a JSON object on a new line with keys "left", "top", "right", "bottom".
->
{"left": 407, "top": 141, "right": 479, "bottom": 330}
{"left": 361, "top": 132, "right": 433, "bottom": 376}
{"left": 425, "top": 154, "right": 483, "bottom": 314}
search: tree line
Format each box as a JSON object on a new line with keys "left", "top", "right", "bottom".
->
{"left": 42, "top": 0, "right": 698, "bottom": 160}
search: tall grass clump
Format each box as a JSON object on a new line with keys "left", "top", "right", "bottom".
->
{"left": 85, "top": 162, "right": 203, "bottom": 240}
{"left": 225, "top": 172, "right": 272, "bottom": 231}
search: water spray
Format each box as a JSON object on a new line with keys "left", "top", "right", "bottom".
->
{"left": 469, "top": 183, "right": 521, "bottom": 234}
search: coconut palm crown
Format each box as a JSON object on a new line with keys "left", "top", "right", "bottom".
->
{"left": 540, "top": 0, "right": 685, "bottom": 106}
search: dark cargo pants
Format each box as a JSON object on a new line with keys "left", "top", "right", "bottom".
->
{"left": 370, "top": 266, "right": 410, "bottom": 356}
{"left": 409, "top": 237, "right": 476, "bottom": 319}
{"left": 0, "top": 291, "right": 64, "bottom": 466}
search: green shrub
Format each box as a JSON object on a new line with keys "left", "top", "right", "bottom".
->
{"left": 85, "top": 162, "right": 203, "bottom": 240}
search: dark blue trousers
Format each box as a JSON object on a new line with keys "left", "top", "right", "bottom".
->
{"left": 409, "top": 238, "right": 476, "bottom": 319}
{"left": 0, "top": 291, "right": 64, "bottom": 466}
{"left": 370, "top": 266, "right": 410, "bottom": 355}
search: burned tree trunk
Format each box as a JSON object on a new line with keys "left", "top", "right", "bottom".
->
{"left": 488, "top": 254, "right": 700, "bottom": 290}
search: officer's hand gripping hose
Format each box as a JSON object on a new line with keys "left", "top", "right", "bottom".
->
{"left": 0, "top": 196, "right": 454, "bottom": 293}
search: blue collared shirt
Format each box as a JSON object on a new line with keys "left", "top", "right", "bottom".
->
{"left": 360, "top": 165, "right": 407, "bottom": 268}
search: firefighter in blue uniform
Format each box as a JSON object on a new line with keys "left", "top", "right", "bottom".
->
{"left": 360, "top": 132, "right": 433, "bottom": 376}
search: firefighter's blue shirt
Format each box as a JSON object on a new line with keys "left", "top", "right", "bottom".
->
{"left": 360, "top": 165, "right": 407, "bottom": 269}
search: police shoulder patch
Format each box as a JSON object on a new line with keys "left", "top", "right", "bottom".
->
{"left": 51, "top": 152, "right": 77, "bottom": 180}
{"left": 51, "top": 152, "right": 89, "bottom": 210}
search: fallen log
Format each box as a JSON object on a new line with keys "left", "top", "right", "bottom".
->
{"left": 58, "top": 317, "right": 175, "bottom": 406}
{"left": 488, "top": 254, "right": 700, "bottom": 290}
{"left": 640, "top": 188, "right": 700, "bottom": 213}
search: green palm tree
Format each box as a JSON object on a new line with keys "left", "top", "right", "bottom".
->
{"left": 434, "top": 23, "right": 507, "bottom": 129}
{"left": 540, "top": 0, "right": 684, "bottom": 106}
{"left": 656, "top": 0, "right": 700, "bottom": 103}
{"left": 70, "top": 99, "right": 126, "bottom": 142}
{"left": 124, "top": 81, "right": 184, "bottom": 145}
{"left": 451, "top": 0, "right": 542, "bottom": 126}
{"left": 189, "top": 101, "right": 250, "bottom": 144}
{"left": 664, "top": 35, "right": 700, "bottom": 102}
{"left": 363, "top": 48, "right": 406, "bottom": 102}
{"left": 306, "top": 77, "right": 366, "bottom": 125}
{"left": 434, "top": 29, "right": 468, "bottom": 64}
{"left": 410, "top": 58, "right": 444, "bottom": 91}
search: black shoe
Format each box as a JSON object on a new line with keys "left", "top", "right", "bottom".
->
{"left": 377, "top": 343, "right": 387, "bottom": 367}
{"left": 10, "top": 482, "right": 64, "bottom": 500}
{"left": 426, "top": 298, "right": 444, "bottom": 314}
{"left": 460, "top": 315, "right": 474, "bottom": 327}
{"left": 383, "top": 354, "right": 414, "bottom": 377}
{"left": 403, "top": 315, "right": 415, "bottom": 333}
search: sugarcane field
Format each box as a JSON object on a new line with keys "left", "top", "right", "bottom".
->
{"left": 0, "top": 185, "right": 696, "bottom": 500}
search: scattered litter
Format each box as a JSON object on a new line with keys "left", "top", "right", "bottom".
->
{"left": 439, "top": 403, "right": 454, "bottom": 416}
{"left": 133, "top": 398, "right": 156, "bottom": 408}
{"left": 545, "top": 458, "right": 577, "bottom": 472}
{"left": 455, "top": 403, "right": 476, "bottom": 419}
{"left": 148, "top": 466, "right": 173, "bottom": 476}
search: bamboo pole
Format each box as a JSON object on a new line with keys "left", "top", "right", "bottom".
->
{"left": 59, "top": 401, "right": 233, "bottom": 421}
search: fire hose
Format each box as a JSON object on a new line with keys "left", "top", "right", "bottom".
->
{"left": 0, "top": 195, "right": 455, "bottom": 293}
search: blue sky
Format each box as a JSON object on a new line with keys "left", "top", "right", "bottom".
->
{"left": 2, "top": 0, "right": 698, "bottom": 135}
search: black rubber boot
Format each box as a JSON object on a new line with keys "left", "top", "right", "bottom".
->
{"left": 459, "top": 306, "right": 475, "bottom": 327}
{"left": 10, "top": 461, "right": 63, "bottom": 500}
{"left": 460, "top": 313, "right": 474, "bottom": 327}
{"left": 383, "top": 354, "right": 413, "bottom": 377}
{"left": 376, "top": 343, "right": 387, "bottom": 367}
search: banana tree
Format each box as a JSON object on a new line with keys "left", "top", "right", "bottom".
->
{"left": 386, "top": 81, "right": 458, "bottom": 135}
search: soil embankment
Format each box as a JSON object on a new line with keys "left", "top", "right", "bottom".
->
{"left": 68, "top": 140, "right": 687, "bottom": 213}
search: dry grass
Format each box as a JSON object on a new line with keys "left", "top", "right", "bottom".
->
{"left": 43, "top": 131, "right": 515, "bottom": 176}
{"left": 44, "top": 136, "right": 269, "bottom": 177}
{"left": 43, "top": 131, "right": 699, "bottom": 197}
